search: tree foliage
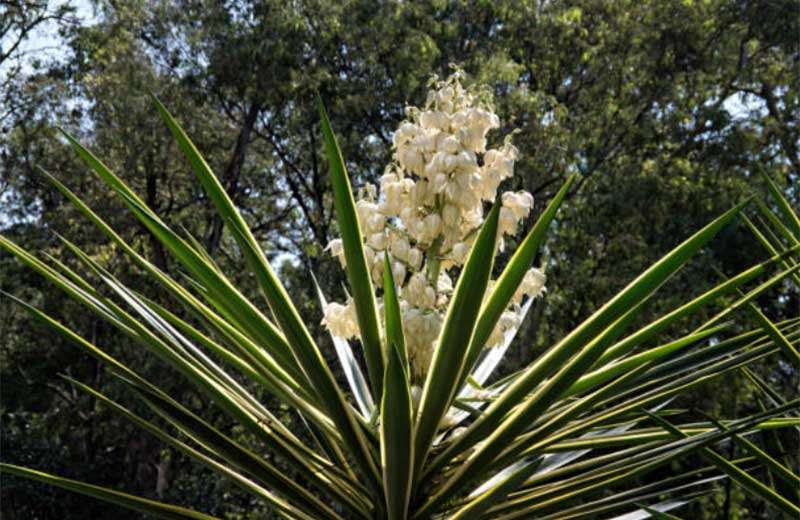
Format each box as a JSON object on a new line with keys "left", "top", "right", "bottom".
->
{"left": 1, "top": 1, "right": 797, "bottom": 518}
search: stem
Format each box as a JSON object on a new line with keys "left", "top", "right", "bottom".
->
{"left": 426, "top": 236, "right": 443, "bottom": 285}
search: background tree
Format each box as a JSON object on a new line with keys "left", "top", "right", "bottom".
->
{"left": 2, "top": 0, "right": 797, "bottom": 518}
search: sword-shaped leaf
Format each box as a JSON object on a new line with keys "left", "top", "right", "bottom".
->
{"left": 459, "top": 174, "right": 576, "bottom": 386}
{"left": 30, "top": 169, "right": 306, "bottom": 392}
{"left": 383, "top": 252, "right": 408, "bottom": 372}
{"left": 647, "top": 412, "right": 800, "bottom": 517}
{"left": 417, "top": 199, "right": 749, "bottom": 510}
{"left": 318, "top": 95, "right": 384, "bottom": 398}
{"left": 0, "top": 463, "right": 218, "bottom": 520}
{"left": 414, "top": 202, "right": 499, "bottom": 475}
{"left": 55, "top": 136, "right": 306, "bottom": 381}
{"left": 380, "top": 345, "right": 414, "bottom": 520}
{"left": 124, "top": 377, "right": 365, "bottom": 520}
{"left": 758, "top": 168, "right": 800, "bottom": 239}
{"left": 63, "top": 377, "right": 321, "bottom": 520}
{"left": 312, "top": 273, "right": 375, "bottom": 418}
{"left": 568, "top": 324, "right": 729, "bottom": 397}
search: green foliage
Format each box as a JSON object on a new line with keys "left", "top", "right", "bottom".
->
{"left": 2, "top": 1, "right": 798, "bottom": 518}
{"left": 0, "top": 94, "right": 798, "bottom": 519}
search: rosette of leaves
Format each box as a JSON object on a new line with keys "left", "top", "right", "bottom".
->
{"left": 1, "top": 92, "right": 798, "bottom": 519}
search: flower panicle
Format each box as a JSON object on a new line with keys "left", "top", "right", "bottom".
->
{"left": 323, "top": 73, "right": 546, "bottom": 384}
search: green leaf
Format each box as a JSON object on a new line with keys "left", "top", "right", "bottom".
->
{"left": 758, "top": 168, "right": 800, "bottom": 239}
{"left": 93, "top": 272, "right": 348, "bottom": 486}
{"left": 148, "top": 100, "right": 383, "bottom": 486}
{"left": 383, "top": 252, "right": 408, "bottom": 373}
{"left": 640, "top": 320, "right": 800, "bottom": 387}
{"left": 318, "top": 95, "right": 384, "bottom": 398}
{"left": 380, "top": 345, "right": 414, "bottom": 520}
{"left": 421, "top": 301, "right": 644, "bottom": 497}
{"left": 53, "top": 134, "right": 378, "bottom": 485}
{"left": 532, "top": 475, "right": 701, "bottom": 519}
{"left": 536, "top": 417, "right": 798, "bottom": 452}
{"left": 418, "top": 199, "right": 749, "bottom": 506}
{"left": 647, "top": 411, "right": 800, "bottom": 517}
{"left": 312, "top": 274, "right": 375, "bottom": 417}
{"left": 461, "top": 174, "right": 576, "bottom": 384}
{"left": 745, "top": 299, "right": 800, "bottom": 365}
{"left": 32, "top": 168, "right": 307, "bottom": 393}
{"left": 139, "top": 295, "right": 290, "bottom": 399}
{"left": 435, "top": 327, "right": 780, "bottom": 518}
{"left": 483, "top": 402, "right": 797, "bottom": 519}
{"left": 114, "top": 187, "right": 304, "bottom": 380}
{"left": 9, "top": 283, "right": 368, "bottom": 518}
{"left": 0, "top": 464, "right": 218, "bottom": 520}
{"left": 568, "top": 324, "right": 729, "bottom": 397}
{"left": 741, "top": 215, "right": 800, "bottom": 287}
{"left": 486, "top": 355, "right": 651, "bottom": 484}
{"left": 8, "top": 234, "right": 344, "bottom": 492}
{"left": 53, "top": 138, "right": 307, "bottom": 382}
{"left": 414, "top": 202, "right": 500, "bottom": 476}
{"left": 699, "top": 413, "right": 800, "bottom": 494}
{"left": 596, "top": 247, "right": 799, "bottom": 367}
{"left": 742, "top": 367, "right": 793, "bottom": 410}
{"left": 562, "top": 337, "right": 792, "bottom": 450}
{"left": 126, "top": 378, "right": 364, "bottom": 520}
{"left": 64, "top": 377, "right": 321, "bottom": 520}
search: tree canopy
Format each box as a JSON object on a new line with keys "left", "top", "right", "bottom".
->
{"left": 1, "top": 1, "right": 797, "bottom": 518}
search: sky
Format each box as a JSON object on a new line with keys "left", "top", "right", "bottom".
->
{"left": 1, "top": 0, "right": 96, "bottom": 76}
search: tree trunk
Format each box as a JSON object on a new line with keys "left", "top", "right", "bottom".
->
{"left": 206, "top": 100, "right": 262, "bottom": 254}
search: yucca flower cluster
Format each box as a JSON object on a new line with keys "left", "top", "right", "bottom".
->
{"left": 323, "top": 73, "right": 546, "bottom": 384}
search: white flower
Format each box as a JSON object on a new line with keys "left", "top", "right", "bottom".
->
{"left": 442, "top": 203, "right": 460, "bottom": 228}
{"left": 391, "top": 261, "right": 407, "bottom": 287}
{"left": 420, "top": 111, "right": 449, "bottom": 130}
{"left": 483, "top": 142, "right": 518, "bottom": 181}
{"left": 499, "top": 190, "right": 534, "bottom": 236}
{"left": 369, "top": 250, "right": 385, "bottom": 285}
{"left": 403, "top": 308, "right": 442, "bottom": 381}
{"left": 407, "top": 247, "right": 423, "bottom": 271}
{"left": 393, "top": 122, "right": 417, "bottom": 147}
{"left": 440, "top": 135, "right": 461, "bottom": 154}
{"left": 499, "top": 206, "right": 518, "bottom": 236}
{"left": 451, "top": 241, "right": 471, "bottom": 265}
{"left": 420, "top": 213, "right": 442, "bottom": 244}
{"left": 502, "top": 191, "right": 534, "bottom": 220}
{"left": 367, "top": 233, "right": 386, "bottom": 250}
{"left": 356, "top": 200, "right": 382, "bottom": 234}
{"left": 403, "top": 272, "right": 436, "bottom": 308}
{"left": 431, "top": 172, "right": 448, "bottom": 194}
{"left": 379, "top": 174, "right": 406, "bottom": 216}
{"left": 486, "top": 310, "right": 522, "bottom": 349}
{"left": 437, "top": 85, "right": 454, "bottom": 104}
{"left": 513, "top": 267, "right": 547, "bottom": 304}
{"left": 458, "top": 108, "right": 500, "bottom": 152}
{"left": 326, "top": 239, "right": 346, "bottom": 267}
{"left": 437, "top": 271, "right": 453, "bottom": 293}
{"left": 390, "top": 234, "right": 410, "bottom": 262}
{"left": 322, "top": 300, "right": 359, "bottom": 339}
{"left": 399, "top": 146, "right": 425, "bottom": 175}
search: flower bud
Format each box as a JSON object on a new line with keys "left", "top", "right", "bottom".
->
{"left": 391, "top": 235, "right": 410, "bottom": 262}
{"left": 407, "top": 248, "right": 423, "bottom": 270}
{"left": 442, "top": 203, "right": 459, "bottom": 227}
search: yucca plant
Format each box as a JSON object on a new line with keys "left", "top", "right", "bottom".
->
{"left": 1, "top": 74, "right": 798, "bottom": 519}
